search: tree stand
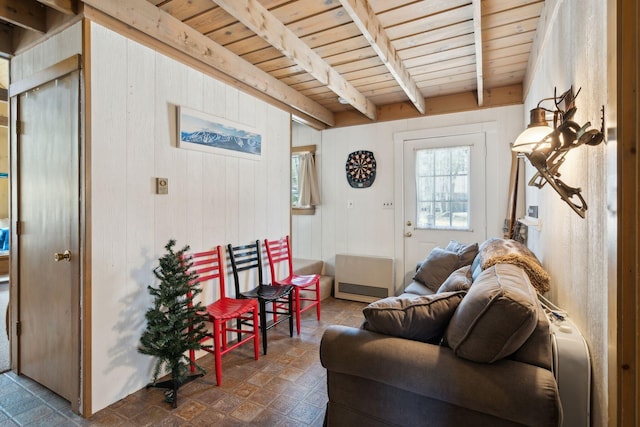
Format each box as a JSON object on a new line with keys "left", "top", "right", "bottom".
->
{"left": 146, "top": 373, "right": 203, "bottom": 408}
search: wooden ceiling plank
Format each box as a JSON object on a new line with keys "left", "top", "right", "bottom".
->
{"left": 483, "top": 30, "right": 534, "bottom": 51}
{"left": 83, "top": 0, "right": 335, "bottom": 126}
{"left": 393, "top": 20, "right": 474, "bottom": 51}
{"left": 482, "top": 2, "right": 545, "bottom": 29}
{"left": 484, "top": 42, "right": 532, "bottom": 61}
{"left": 415, "top": 64, "right": 478, "bottom": 83}
{"left": 377, "top": 0, "right": 471, "bottom": 27}
{"left": 404, "top": 44, "right": 476, "bottom": 69}
{"left": 36, "top": 0, "right": 76, "bottom": 15}
{"left": 482, "top": 0, "right": 544, "bottom": 16}
{"left": 0, "top": 0, "right": 46, "bottom": 33}
{"left": 483, "top": 16, "right": 538, "bottom": 40}
{"left": 398, "top": 33, "right": 474, "bottom": 61}
{"left": 339, "top": 0, "right": 425, "bottom": 114}
{"left": 472, "top": 0, "right": 484, "bottom": 106}
{"left": 386, "top": 4, "right": 474, "bottom": 40}
{"left": 212, "top": 0, "right": 377, "bottom": 120}
{"left": 410, "top": 55, "right": 477, "bottom": 78}
{"left": 157, "top": 0, "right": 214, "bottom": 21}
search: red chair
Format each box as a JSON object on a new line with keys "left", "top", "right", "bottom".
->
{"left": 186, "top": 246, "right": 259, "bottom": 386}
{"left": 264, "top": 236, "right": 320, "bottom": 335}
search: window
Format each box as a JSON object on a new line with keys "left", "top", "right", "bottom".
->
{"left": 291, "top": 153, "right": 302, "bottom": 206}
{"left": 415, "top": 145, "right": 470, "bottom": 230}
{"left": 292, "top": 145, "right": 319, "bottom": 215}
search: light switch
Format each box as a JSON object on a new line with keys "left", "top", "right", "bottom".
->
{"left": 156, "top": 177, "right": 168, "bottom": 195}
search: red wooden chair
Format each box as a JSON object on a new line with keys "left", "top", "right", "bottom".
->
{"left": 186, "top": 246, "right": 259, "bottom": 386}
{"left": 264, "top": 236, "right": 320, "bottom": 335}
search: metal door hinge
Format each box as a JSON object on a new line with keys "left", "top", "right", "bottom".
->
{"left": 15, "top": 221, "right": 21, "bottom": 235}
{"left": 16, "top": 121, "right": 23, "bottom": 134}
{"left": 16, "top": 321, "right": 21, "bottom": 336}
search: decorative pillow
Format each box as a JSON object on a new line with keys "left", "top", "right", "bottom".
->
{"left": 444, "top": 264, "right": 538, "bottom": 363}
{"left": 413, "top": 248, "right": 460, "bottom": 292}
{"left": 437, "top": 265, "right": 472, "bottom": 293}
{"left": 446, "top": 240, "right": 479, "bottom": 268}
{"left": 363, "top": 292, "right": 466, "bottom": 343}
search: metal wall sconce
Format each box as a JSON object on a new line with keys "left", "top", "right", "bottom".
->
{"left": 511, "top": 87, "right": 605, "bottom": 218}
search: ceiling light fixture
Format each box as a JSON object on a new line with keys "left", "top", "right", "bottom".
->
{"left": 511, "top": 86, "right": 605, "bottom": 218}
{"left": 337, "top": 96, "right": 350, "bottom": 105}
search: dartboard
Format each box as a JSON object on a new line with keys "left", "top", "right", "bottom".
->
{"left": 345, "top": 150, "right": 376, "bottom": 188}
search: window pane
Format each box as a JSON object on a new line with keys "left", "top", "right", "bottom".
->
{"left": 291, "top": 154, "right": 300, "bottom": 206}
{"left": 415, "top": 145, "right": 470, "bottom": 230}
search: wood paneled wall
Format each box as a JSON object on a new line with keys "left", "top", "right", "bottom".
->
{"left": 88, "top": 22, "right": 291, "bottom": 413}
{"left": 523, "top": 0, "right": 610, "bottom": 425}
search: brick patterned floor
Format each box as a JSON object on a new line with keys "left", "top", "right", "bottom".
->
{"left": 0, "top": 297, "right": 366, "bottom": 426}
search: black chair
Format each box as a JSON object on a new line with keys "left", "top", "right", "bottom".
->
{"left": 227, "top": 240, "right": 294, "bottom": 355}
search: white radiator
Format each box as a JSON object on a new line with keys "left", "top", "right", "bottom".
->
{"left": 541, "top": 296, "right": 591, "bottom": 427}
{"left": 334, "top": 254, "right": 394, "bottom": 303}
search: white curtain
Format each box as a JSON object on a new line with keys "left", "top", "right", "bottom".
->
{"left": 299, "top": 152, "right": 320, "bottom": 206}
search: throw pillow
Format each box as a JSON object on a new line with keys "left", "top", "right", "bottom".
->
{"left": 437, "top": 265, "right": 472, "bottom": 293}
{"left": 363, "top": 292, "right": 466, "bottom": 343}
{"left": 444, "top": 264, "right": 539, "bottom": 363}
{"left": 446, "top": 240, "right": 479, "bottom": 268}
{"left": 413, "top": 247, "right": 460, "bottom": 292}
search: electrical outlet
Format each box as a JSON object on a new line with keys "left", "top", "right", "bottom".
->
{"left": 382, "top": 201, "right": 393, "bottom": 209}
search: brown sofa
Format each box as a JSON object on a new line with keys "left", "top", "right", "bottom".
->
{"left": 320, "top": 239, "right": 562, "bottom": 426}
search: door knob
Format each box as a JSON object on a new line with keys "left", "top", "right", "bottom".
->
{"left": 54, "top": 250, "right": 71, "bottom": 262}
{"left": 404, "top": 232, "right": 412, "bottom": 237}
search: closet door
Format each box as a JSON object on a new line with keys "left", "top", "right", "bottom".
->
{"left": 14, "top": 64, "right": 80, "bottom": 406}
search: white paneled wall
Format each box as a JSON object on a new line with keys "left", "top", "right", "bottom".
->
{"left": 291, "top": 121, "right": 323, "bottom": 260}
{"left": 311, "top": 106, "right": 523, "bottom": 279}
{"left": 89, "top": 23, "right": 290, "bottom": 412}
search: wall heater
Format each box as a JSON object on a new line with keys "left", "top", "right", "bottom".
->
{"left": 334, "top": 254, "right": 394, "bottom": 303}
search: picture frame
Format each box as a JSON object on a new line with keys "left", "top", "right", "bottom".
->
{"left": 177, "top": 106, "right": 262, "bottom": 160}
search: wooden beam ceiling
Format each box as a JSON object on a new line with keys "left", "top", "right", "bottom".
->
{"left": 0, "top": 0, "right": 46, "bottom": 33}
{"left": 37, "top": 0, "right": 76, "bottom": 15}
{"left": 211, "top": 0, "right": 377, "bottom": 121}
{"left": 472, "top": 0, "right": 484, "bottom": 106}
{"left": 338, "top": 0, "right": 425, "bottom": 115}
{"left": 82, "top": 0, "right": 336, "bottom": 126}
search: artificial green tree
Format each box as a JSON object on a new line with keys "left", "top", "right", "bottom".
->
{"left": 139, "top": 239, "right": 210, "bottom": 408}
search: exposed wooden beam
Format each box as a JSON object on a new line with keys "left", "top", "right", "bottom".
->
{"left": 0, "top": 22, "right": 12, "bottom": 57}
{"left": 37, "top": 0, "right": 76, "bottom": 15}
{"left": 82, "top": 0, "right": 335, "bottom": 126}
{"left": 212, "top": 0, "right": 377, "bottom": 121}
{"left": 0, "top": 0, "right": 46, "bottom": 33}
{"left": 333, "top": 84, "right": 522, "bottom": 127}
{"left": 472, "top": 0, "right": 484, "bottom": 106}
{"left": 338, "top": 0, "right": 425, "bottom": 115}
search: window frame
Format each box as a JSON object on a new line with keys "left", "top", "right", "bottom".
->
{"left": 291, "top": 144, "right": 316, "bottom": 215}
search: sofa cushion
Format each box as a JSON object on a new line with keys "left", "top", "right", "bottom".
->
{"left": 445, "top": 240, "right": 479, "bottom": 268}
{"left": 437, "top": 265, "right": 472, "bottom": 293}
{"left": 404, "top": 280, "right": 435, "bottom": 296}
{"left": 362, "top": 292, "right": 466, "bottom": 343}
{"left": 413, "top": 248, "right": 460, "bottom": 292}
{"left": 445, "top": 264, "right": 539, "bottom": 363}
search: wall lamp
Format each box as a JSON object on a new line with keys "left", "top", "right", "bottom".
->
{"left": 511, "top": 87, "right": 605, "bottom": 218}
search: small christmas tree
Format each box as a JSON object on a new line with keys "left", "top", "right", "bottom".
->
{"left": 139, "top": 239, "right": 210, "bottom": 407}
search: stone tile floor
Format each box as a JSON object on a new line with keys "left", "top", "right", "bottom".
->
{"left": 0, "top": 297, "right": 366, "bottom": 426}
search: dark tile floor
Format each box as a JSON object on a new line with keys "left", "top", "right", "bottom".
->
{"left": 0, "top": 297, "right": 367, "bottom": 426}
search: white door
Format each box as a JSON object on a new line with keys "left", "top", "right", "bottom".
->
{"left": 16, "top": 70, "right": 80, "bottom": 405}
{"left": 402, "top": 133, "right": 487, "bottom": 285}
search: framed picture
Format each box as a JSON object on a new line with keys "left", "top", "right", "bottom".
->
{"left": 177, "top": 106, "right": 262, "bottom": 160}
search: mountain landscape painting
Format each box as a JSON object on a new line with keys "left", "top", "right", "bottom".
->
{"left": 178, "top": 107, "right": 262, "bottom": 159}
